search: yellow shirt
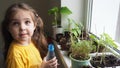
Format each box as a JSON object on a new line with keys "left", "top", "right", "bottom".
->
{"left": 6, "top": 41, "right": 42, "bottom": 68}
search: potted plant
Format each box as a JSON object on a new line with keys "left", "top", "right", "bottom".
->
{"left": 90, "top": 33, "right": 120, "bottom": 67}
{"left": 68, "top": 19, "right": 93, "bottom": 68}
{"left": 70, "top": 40, "right": 93, "bottom": 68}
{"left": 48, "top": 6, "right": 72, "bottom": 27}
{"left": 48, "top": 6, "right": 72, "bottom": 39}
{"left": 89, "top": 34, "right": 105, "bottom": 53}
{"left": 89, "top": 33, "right": 118, "bottom": 53}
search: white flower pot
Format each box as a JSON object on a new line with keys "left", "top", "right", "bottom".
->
{"left": 53, "top": 26, "right": 63, "bottom": 39}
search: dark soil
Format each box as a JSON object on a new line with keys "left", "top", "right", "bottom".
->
{"left": 91, "top": 55, "right": 120, "bottom": 67}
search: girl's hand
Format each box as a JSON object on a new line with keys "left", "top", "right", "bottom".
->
{"left": 41, "top": 57, "right": 58, "bottom": 68}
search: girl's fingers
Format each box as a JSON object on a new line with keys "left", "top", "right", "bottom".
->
{"left": 48, "top": 57, "right": 56, "bottom": 63}
{"left": 50, "top": 59, "right": 58, "bottom": 67}
{"left": 47, "top": 57, "right": 58, "bottom": 68}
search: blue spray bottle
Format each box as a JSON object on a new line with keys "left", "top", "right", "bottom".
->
{"left": 46, "top": 44, "right": 55, "bottom": 61}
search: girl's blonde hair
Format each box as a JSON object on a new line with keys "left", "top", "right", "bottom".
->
{"left": 1, "top": 3, "right": 48, "bottom": 59}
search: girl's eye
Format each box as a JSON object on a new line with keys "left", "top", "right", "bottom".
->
{"left": 11, "top": 22, "right": 19, "bottom": 26}
{"left": 25, "top": 20, "right": 31, "bottom": 25}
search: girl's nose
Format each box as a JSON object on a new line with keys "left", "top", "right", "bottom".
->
{"left": 20, "top": 23, "right": 26, "bottom": 31}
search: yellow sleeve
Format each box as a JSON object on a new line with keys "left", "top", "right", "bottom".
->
{"left": 7, "top": 57, "right": 24, "bottom": 68}
{"left": 6, "top": 44, "right": 25, "bottom": 68}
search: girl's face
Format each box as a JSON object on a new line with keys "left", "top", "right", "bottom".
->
{"left": 8, "top": 9, "right": 36, "bottom": 45}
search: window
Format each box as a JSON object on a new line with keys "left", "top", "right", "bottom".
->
{"left": 90, "top": 0, "right": 120, "bottom": 44}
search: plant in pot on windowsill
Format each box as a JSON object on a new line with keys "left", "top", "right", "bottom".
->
{"left": 48, "top": 6, "right": 72, "bottom": 40}
{"left": 89, "top": 33, "right": 118, "bottom": 53}
{"left": 89, "top": 34, "right": 105, "bottom": 53}
{"left": 90, "top": 33, "right": 120, "bottom": 67}
{"left": 68, "top": 19, "right": 93, "bottom": 68}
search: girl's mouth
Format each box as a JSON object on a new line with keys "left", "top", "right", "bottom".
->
{"left": 20, "top": 33, "right": 27, "bottom": 37}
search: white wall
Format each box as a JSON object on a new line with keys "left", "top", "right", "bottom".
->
{"left": 61, "top": 0, "right": 87, "bottom": 30}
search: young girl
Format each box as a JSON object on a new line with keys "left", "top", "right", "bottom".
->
{"left": 1, "top": 3, "right": 57, "bottom": 68}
